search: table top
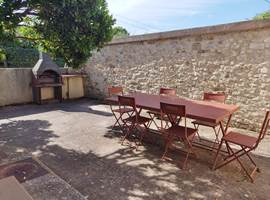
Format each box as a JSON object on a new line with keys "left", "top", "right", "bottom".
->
{"left": 0, "top": 176, "right": 33, "bottom": 200}
{"left": 106, "top": 92, "right": 239, "bottom": 123}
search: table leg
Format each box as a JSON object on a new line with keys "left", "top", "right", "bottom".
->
{"left": 218, "top": 114, "right": 233, "bottom": 155}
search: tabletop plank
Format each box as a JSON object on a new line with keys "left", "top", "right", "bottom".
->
{"left": 106, "top": 92, "right": 239, "bottom": 123}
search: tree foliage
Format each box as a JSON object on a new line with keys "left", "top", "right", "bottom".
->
{"left": 253, "top": 10, "right": 270, "bottom": 20}
{"left": 112, "top": 26, "right": 129, "bottom": 39}
{"left": 0, "top": 0, "right": 115, "bottom": 68}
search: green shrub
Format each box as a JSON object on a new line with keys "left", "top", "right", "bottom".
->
{"left": 0, "top": 46, "right": 65, "bottom": 68}
{"left": 1, "top": 46, "right": 39, "bottom": 68}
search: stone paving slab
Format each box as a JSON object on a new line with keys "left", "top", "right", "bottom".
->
{"left": 0, "top": 99, "right": 270, "bottom": 200}
{"left": 0, "top": 146, "right": 86, "bottom": 200}
{"left": 23, "top": 174, "right": 86, "bottom": 200}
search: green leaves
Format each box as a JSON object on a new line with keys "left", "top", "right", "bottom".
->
{"left": 0, "top": 0, "right": 115, "bottom": 68}
{"left": 112, "top": 26, "right": 129, "bottom": 39}
{"left": 253, "top": 10, "right": 270, "bottom": 20}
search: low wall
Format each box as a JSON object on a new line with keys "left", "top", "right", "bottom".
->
{"left": 0, "top": 68, "right": 32, "bottom": 106}
{"left": 84, "top": 20, "right": 270, "bottom": 131}
{"left": 0, "top": 68, "right": 85, "bottom": 106}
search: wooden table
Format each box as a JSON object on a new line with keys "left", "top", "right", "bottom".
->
{"left": 0, "top": 176, "right": 33, "bottom": 200}
{"left": 106, "top": 92, "right": 239, "bottom": 151}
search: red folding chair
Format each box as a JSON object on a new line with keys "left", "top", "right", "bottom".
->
{"left": 118, "top": 96, "right": 151, "bottom": 150}
{"left": 147, "top": 88, "right": 177, "bottom": 130}
{"left": 192, "top": 92, "right": 226, "bottom": 147}
{"left": 159, "top": 88, "right": 177, "bottom": 96}
{"left": 160, "top": 102, "right": 197, "bottom": 169}
{"left": 108, "top": 87, "right": 133, "bottom": 129}
{"left": 212, "top": 111, "right": 270, "bottom": 182}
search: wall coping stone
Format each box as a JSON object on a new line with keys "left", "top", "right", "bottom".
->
{"left": 108, "top": 19, "right": 270, "bottom": 45}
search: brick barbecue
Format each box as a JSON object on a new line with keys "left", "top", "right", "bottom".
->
{"left": 31, "top": 52, "right": 63, "bottom": 104}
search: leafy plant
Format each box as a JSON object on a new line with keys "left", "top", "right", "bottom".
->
{"left": 253, "top": 10, "right": 270, "bottom": 20}
{"left": 112, "top": 26, "right": 130, "bottom": 39}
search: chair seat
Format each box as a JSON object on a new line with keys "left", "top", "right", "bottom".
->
{"left": 124, "top": 116, "right": 151, "bottom": 124}
{"left": 112, "top": 107, "right": 134, "bottom": 114}
{"left": 166, "top": 125, "right": 197, "bottom": 138}
{"left": 192, "top": 120, "right": 219, "bottom": 128}
{"left": 223, "top": 131, "right": 258, "bottom": 148}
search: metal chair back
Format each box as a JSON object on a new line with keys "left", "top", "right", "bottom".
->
{"left": 160, "top": 102, "right": 187, "bottom": 136}
{"left": 256, "top": 111, "right": 270, "bottom": 147}
{"left": 118, "top": 96, "right": 135, "bottom": 108}
{"left": 118, "top": 95, "right": 138, "bottom": 124}
{"left": 108, "top": 86, "right": 124, "bottom": 97}
{"left": 118, "top": 95, "right": 136, "bottom": 114}
{"left": 159, "top": 88, "right": 176, "bottom": 96}
{"left": 203, "top": 92, "right": 226, "bottom": 103}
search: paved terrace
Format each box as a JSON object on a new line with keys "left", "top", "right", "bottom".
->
{"left": 0, "top": 99, "right": 269, "bottom": 200}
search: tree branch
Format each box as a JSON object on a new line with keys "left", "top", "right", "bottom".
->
{"left": 17, "top": 24, "right": 34, "bottom": 28}
{"left": 15, "top": 36, "right": 43, "bottom": 41}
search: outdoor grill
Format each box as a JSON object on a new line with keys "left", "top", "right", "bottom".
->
{"left": 31, "top": 52, "right": 63, "bottom": 104}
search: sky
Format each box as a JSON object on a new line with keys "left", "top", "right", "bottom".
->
{"left": 106, "top": 0, "right": 270, "bottom": 35}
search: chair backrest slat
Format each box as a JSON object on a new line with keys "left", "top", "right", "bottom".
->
{"left": 203, "top": 92, "right": 226, "bottom": 103}
{"left": 257, "top": 111, "right": 270, "bottom": 145}
{"left": 160, "top": 88, "right": 176, "bottom": 96}
{"left": 118, "top": 96, "right": 137, "bottom": 119}
{"left": 118, "top": 96, "right": 136, "bottom": 109}
{"left": 160, "top": 102, "right": 185, "bottom": 126}
{"left": 108, "top": 86, "right": 123, "bottom": 97}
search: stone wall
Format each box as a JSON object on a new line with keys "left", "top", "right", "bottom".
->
{"left": 84, "top": 20, "right": 270, "bottom": 131}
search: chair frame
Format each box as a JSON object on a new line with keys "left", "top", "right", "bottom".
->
{"left": 160, "top": 102, "right": 197, "bottom": 169}
{"left": 159, "top": 88, "right": 177, "bottom": 96}
{"left": 118, "top": 96, "right": 151, "bottom": 150}
{"left": 193, "top": 92, "right": 226, "bottom": 148}
{"left": 203, "top": 92, "right": 226, "bottom": 103}
{"left": 148, "top": 88, "right": 177, "bottom": 130}
{"left": 212, "top": 111, "right": 270, "bottom": 182}
{"left": 108, "top": 86, "right": 133, "bottom": 130}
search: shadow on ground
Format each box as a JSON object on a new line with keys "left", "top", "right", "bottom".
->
{"left": 0, "top": 120, "right": 56, "bottom": 151}
{"left": 0, "top": 99, "right": 112, "bottom": 120}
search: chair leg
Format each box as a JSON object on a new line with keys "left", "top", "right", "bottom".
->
{"left": 223, "top": 148, "right": 242, "bottom": 161}
{"left": 214, "top": 144, "right": 257, "bottom": 182}
{"left": 241, "top": 146, "right": 257, "bottom": 166}
{"left": 148, "top": 113, "right": 159, "bottom": 130}
{"left": 161, "top": 134, "right": 173, "bottom": 160}
{"left": 193, "top": 124, "right": 201, "bottom": 141}
{"left": 228, "top": 147, "right": 255, "bottom": 183}
{"left": 121, "top": 123, "right": 135, "bottom": 145}
{"left": 182, "top": 151, "right": 190, "bottom": 170}
{"left": 189, "top": 136, "right": 197, "bottom": 158}
{"left": 242, "top": 146, "right": 260, "bottom": 178}
{"left": 164, "top": 120, "right": 170, "bottom": 129}
{"left": 215, "top": 145, "right": 250, "bottom": 169}
{"left": 212, "top": 127, "right": 221, "bottom": 149}
{"left": 212, "top": 139, "right": 224, "bottom": 170}
{"left": 112, "top": 112, "right": 122, "bottom": 129}
{"left": 181, "top": 138, "right": 196, "bottom": 169}
{"left": 135, "top": 126, "right": 147, "bottom": 151}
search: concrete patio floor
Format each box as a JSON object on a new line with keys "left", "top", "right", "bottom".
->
{"left": 0, "top": 99, "right": 270, "bottom": 200}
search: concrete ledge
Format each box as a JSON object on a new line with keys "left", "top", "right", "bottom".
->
{"left": 108, "top": 19, "right": 270, "bottom": 45}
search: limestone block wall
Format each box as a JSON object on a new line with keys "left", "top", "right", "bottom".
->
{"left": 84, "top": 20, "right": 270, "bottom": 131}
